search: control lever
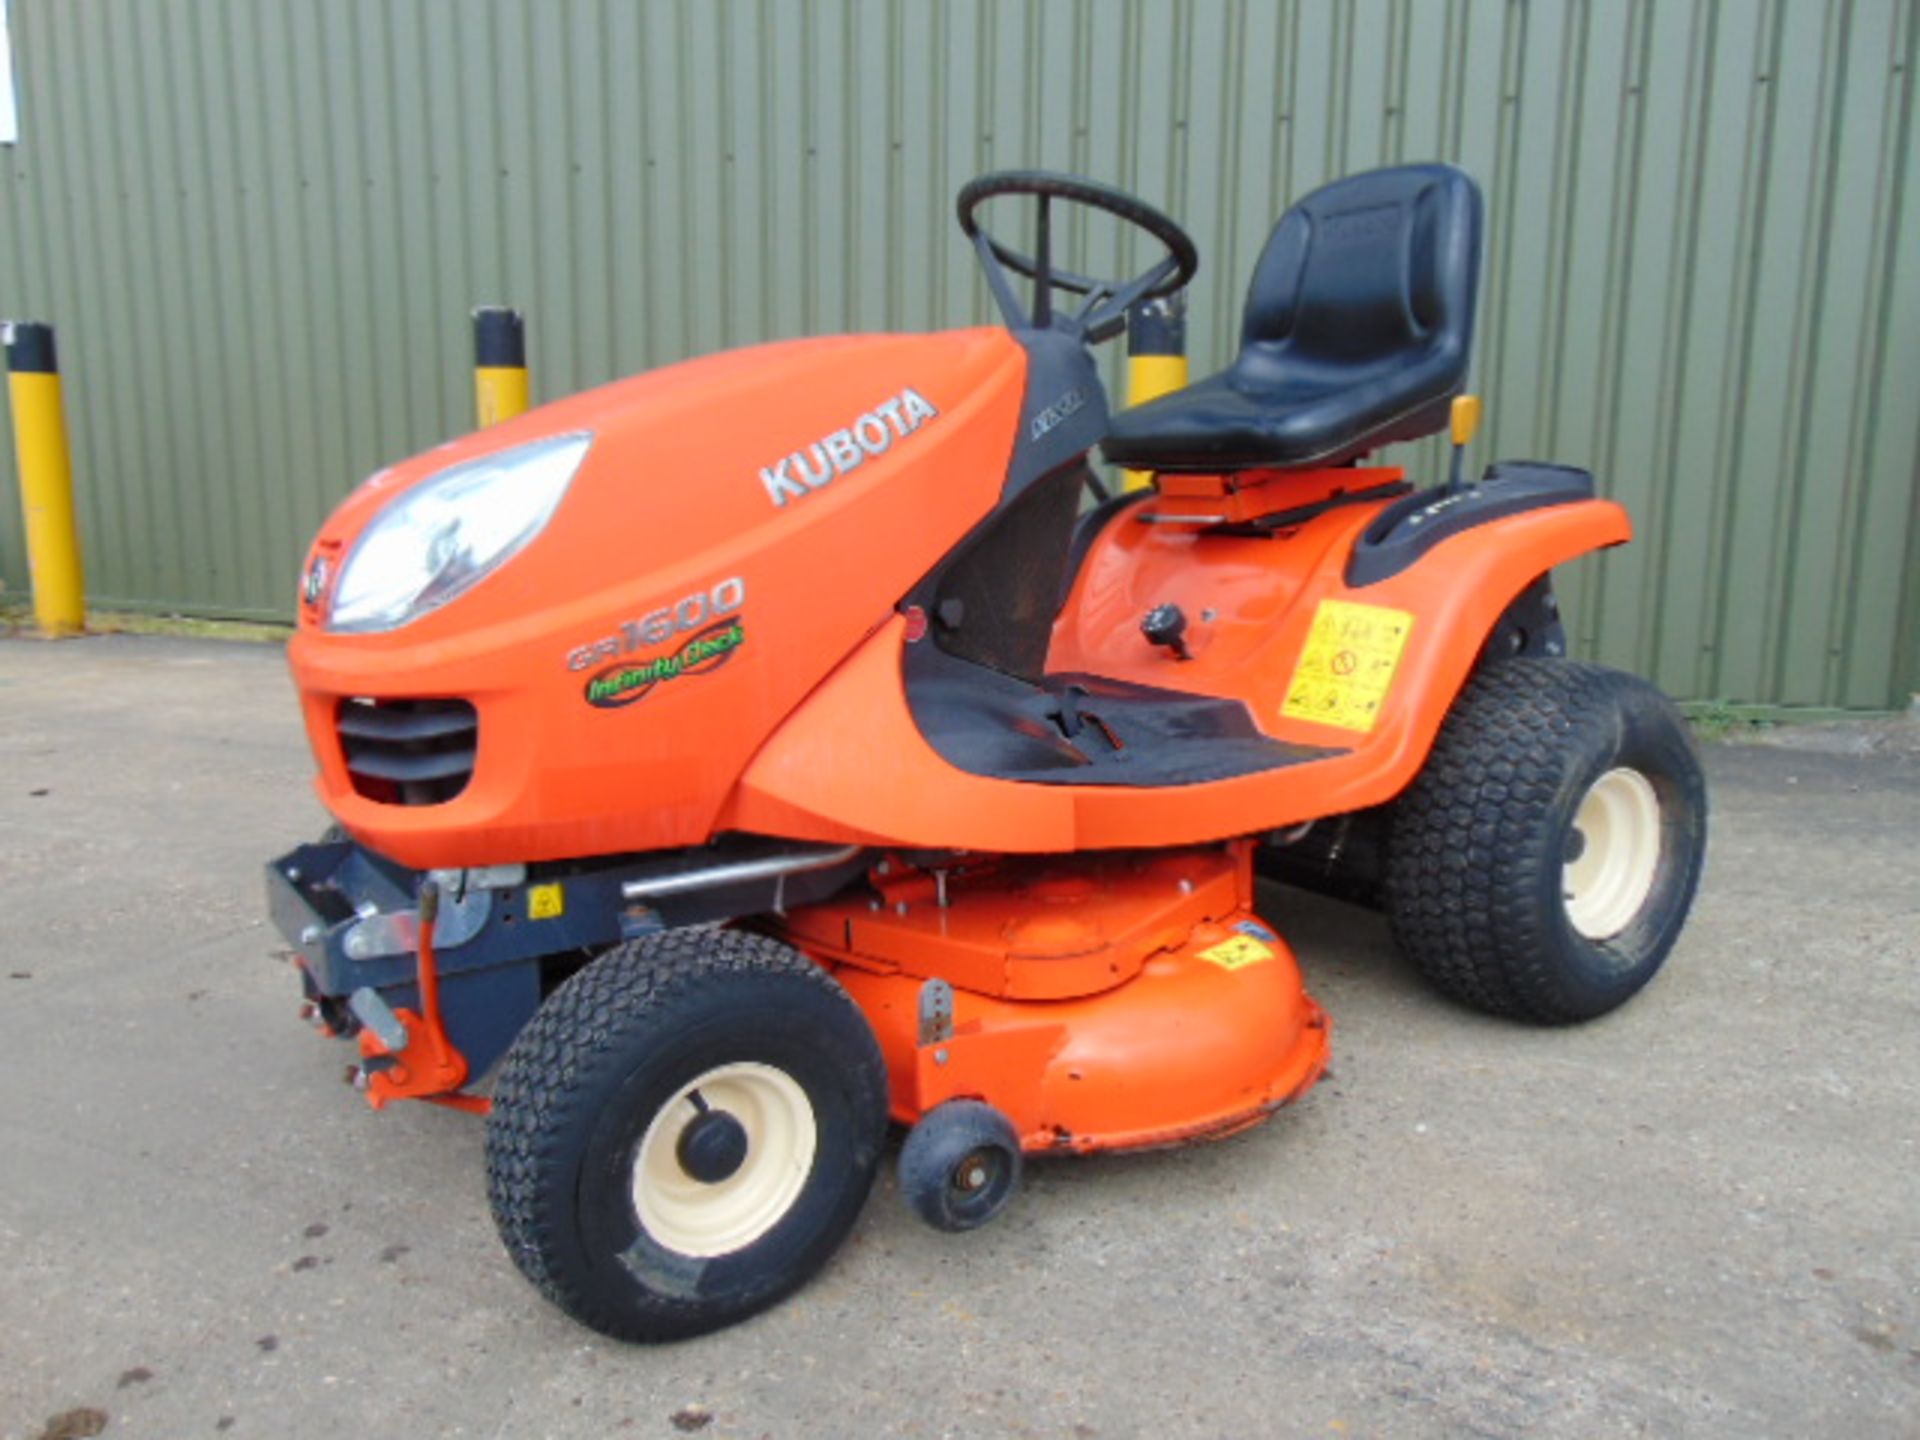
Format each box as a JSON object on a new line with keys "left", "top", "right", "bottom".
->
{"left": 1445, "top": 393, "right": 1482, "bottom": 494}
{"left": 1052, "top": 684, "right": 1088, "bottom": 738}
{"left": 1141, "top": 603, "right": 1192, "bottom": 660}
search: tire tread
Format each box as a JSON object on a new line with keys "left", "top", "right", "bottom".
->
{"left": 484, "top": 928, "right": 875, "bottom": 1340}
{"left": 1384, "top": 659, "right": 1698, "bottom": 1024}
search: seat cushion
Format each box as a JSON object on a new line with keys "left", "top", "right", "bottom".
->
{"left": 1101, "top": 356, "right": 1461, "bottom": 471}
{"left": 1100, "top": 163, "right": 1482, "bottom": 473}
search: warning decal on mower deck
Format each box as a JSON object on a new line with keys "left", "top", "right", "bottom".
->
{"left": 1281, "top": 600, "right": 1415, "bottom": 733}
{"left": 1199, "top": 934, "right": 1275, "bottom": 970}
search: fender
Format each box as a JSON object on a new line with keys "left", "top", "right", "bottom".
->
{"left": 1343, "top": 460, "right": 1602, "bottom": 588}
{"left": 1235, "top": 492, "right": 1634, "bottom": 815}
{"left": 1050, "top": 488, "right": 1632, "bottom": 842}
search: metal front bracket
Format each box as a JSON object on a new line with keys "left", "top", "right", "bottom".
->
{"left": 917, "top": 978, "right": 955, "bottom": 1046}
{"left": 335, "top": 864, "right": 529, "bottom": 961}
{"left": 429, "top": 864, "right": 527, "bottom": 896}
{"left": 341, "top": 885, "right": 491, "bottom": 961}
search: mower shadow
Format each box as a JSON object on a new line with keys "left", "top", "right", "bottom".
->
{"left": 1254, "top": 875, "right": 1420, "bottom": 1012}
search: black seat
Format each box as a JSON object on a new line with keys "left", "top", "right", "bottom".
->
{"left": 1100, "top": 164, "right": 1482, "bottom": 473}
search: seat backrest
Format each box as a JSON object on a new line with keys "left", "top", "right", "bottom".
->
{"left": 1235, "top": 164, "right": 1481, "bottom": 385}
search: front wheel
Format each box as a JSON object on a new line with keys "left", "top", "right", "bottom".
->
{"left": 1384, "top": 659, "right": 1707, "bottom": 1024}
{"left": 484, "top": 930, "right": 888, "bottom": 1341}
{"left": 899, "top": 1100, "right": 1024, "bottom": 1232}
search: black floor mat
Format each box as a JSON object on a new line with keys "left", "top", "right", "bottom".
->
{"left": 904, "top": 642, "right": 1341, "bottom": 787}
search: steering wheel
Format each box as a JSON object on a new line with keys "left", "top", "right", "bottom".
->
{"left": 956, "top": 171, "right": 1198, "bottom": 343}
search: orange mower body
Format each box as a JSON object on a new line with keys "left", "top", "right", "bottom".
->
{"left": 287, "top": 325, "right": 1625, "bottom": 867}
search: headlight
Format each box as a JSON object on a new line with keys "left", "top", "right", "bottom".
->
{"left": 328, "top": 432, "right": 590, "bottom": 633}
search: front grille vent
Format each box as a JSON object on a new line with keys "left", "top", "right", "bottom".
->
{"left": 336, "top": 697, "right": 478, "bottom": 805}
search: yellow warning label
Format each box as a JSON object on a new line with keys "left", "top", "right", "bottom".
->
{"left": 527, "top": 882, "right": 566, "bottom": 921}
{"left": 1199, "top": 934, "right": 1275, "bottom": 970}
{"left": 1281, "top": 600, "right": 1416, "bottom": 733}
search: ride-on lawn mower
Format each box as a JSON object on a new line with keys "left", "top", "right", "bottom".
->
{"left": 266, "top": 164, "right": 1707, "bottom": 1341}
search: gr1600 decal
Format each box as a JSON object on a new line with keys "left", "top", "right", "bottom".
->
{"left": 585, "top": 616, "right": 746, "bottom": 708}
{"left": 758, "top": 387, "right": 939, "bottom": 507}
{"left": 567, "top": 578, "right": 745, "bottom": 672}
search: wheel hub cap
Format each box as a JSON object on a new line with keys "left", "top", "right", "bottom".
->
{"left": 631, "top": 1062, "right": 817, "bottom": 1258}
{"left": 954, "top": 1150, "right": 995, "bottom": 1193}
{"left": 676, "top": 1107, "right": 750, "bottom": 1184}
{"left": 1562, "top": 766, "right": 1662, "bottom": 941}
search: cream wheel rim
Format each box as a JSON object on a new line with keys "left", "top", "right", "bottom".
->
{"left": 1562, "top": 766, "right": 1663, "bottom": 940}
{"left": 631, "top": 1062, "right": 817, "bottom": 1258}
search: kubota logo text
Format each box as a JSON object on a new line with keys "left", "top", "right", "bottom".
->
{"left": 758, "top": 388, "right": 939, "bottom": 507}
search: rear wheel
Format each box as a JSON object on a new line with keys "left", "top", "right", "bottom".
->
{"left": 1384, "top": 659, "right": 1707, "bottom": 1023}
{"left": 485, "top": 929, "right": 888, "bottom": 1341}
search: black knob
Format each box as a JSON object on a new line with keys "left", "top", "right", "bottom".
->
{"left": 1141, "top": 603, "right": 1191, "bottom": 660}
{"left": 677, "top": 1108, "right": 751, "bottom": 1184}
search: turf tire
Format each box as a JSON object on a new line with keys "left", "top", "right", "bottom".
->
{"left": 484, "top": 928, "right": 888, "bottom": 1342}
{"left": 1384, "top": 659, "right": 1707, "bottom": 1024}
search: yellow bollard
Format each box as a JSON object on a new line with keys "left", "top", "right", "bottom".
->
{"left": 5, "top": 322, "right": 86, "bottom": 636}
{"left": 473, "top": 307, "right": 529, "bottom": 428}
{"left": 1120, "top": 293, "right": 1189, "bottom": 492}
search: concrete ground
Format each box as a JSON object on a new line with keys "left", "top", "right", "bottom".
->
{"left": 1, "top": 634, "right": 1915, "bottom": 1440}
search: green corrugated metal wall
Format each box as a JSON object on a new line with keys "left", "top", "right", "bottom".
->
{"left": 1, "top": 0, "right": 1916, "bottom": 708}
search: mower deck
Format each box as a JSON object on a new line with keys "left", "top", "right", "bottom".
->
{"left": 778, "top": 845, "right": 1329, "bottom": 1152}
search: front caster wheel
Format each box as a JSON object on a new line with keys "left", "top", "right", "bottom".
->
{"left": 484, "top": 930, "right": 888, "bottom": 1342}
{"left": 1385, "top": 659, "right": 1708, "bottom": 1024}
{"left": 899, "top": 1100, "right": 1023, "bottom": 1232}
